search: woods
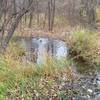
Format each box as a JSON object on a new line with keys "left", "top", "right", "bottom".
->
{"left": 0, "top": 0, "right": 99, "bottom": 51}
{"left": 0, "top": 0, "right": 100, "bottom": 99}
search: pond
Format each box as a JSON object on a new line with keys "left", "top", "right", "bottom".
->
{"left": 21, "top": 37, "right": 69, "bottom": 65}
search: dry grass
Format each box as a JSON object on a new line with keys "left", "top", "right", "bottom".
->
{"left": 0, "top": 47, "right": 76, "bottom": 99}
{"left": 69, "top": 27, "right": 100, "bottom": 68}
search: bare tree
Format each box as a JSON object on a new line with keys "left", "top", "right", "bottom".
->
{"left": 0, "top": 0, "right": 34, "bottom": 52}
{"left": 48, "top": 0, "right": 55, "bottom": 31}
{"left": 28, "top": 0, "right": 34, "bottom": 28}
{"left": 86, "top": 0, "right": 96, "bottom": 28}
{"left": 0, "top": 0, "right": 98, "bottom": 52}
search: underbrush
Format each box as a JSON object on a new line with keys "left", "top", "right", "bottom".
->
{"left": 70, "top": 28, "right": 100, "bottom": 72}
{"left": 0, "top": 50, "right": 75, "bottom": 99}
{"left": 1, "top": 52, "right": 98, "bottom": 99}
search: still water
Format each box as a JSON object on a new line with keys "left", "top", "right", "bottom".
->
{"left": 22, "top": 37, "right": 68, "bottom": 65}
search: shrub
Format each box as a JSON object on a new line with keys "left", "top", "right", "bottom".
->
{"left": 70, "top": 28, "right": 100, "bottom": 67}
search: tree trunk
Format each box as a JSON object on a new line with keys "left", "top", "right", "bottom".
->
{"left": 29, "top": 12, "right": 33, "bottom": 28}
{"left": 87, "top": 0, "right": 96, "bottom": 28}
{"left": 1, "top": 10, "right": 28, "bottom": 51}
{"left": 48, "top": 0, "right": 55, "bottom": 31}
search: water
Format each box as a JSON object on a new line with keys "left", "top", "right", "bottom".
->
{"left": 21, "top": 37, "right": 68, "bottom": 65}
{"left": 36, "top": 38, "right": 49, "bottom": 65}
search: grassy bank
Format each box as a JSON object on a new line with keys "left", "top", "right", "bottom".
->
{"left": 0, "top": 53, "right": 76, "bottom": 99}
{"left": 0, "top": 28, "right": 100, "bottom": 99}
{"left": 69, "top": 28, "right": 100, "bottom": 73}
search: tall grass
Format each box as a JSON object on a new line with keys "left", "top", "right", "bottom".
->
{"left": 0, "top": 44, "right": 73, "bottom": 99}
{"left": 69, "top": 27, "right": 100, "bottom": 73}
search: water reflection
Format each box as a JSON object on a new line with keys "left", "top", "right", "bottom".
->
{"left": 22, "top": 37, "right": 68, "bottom": 65}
